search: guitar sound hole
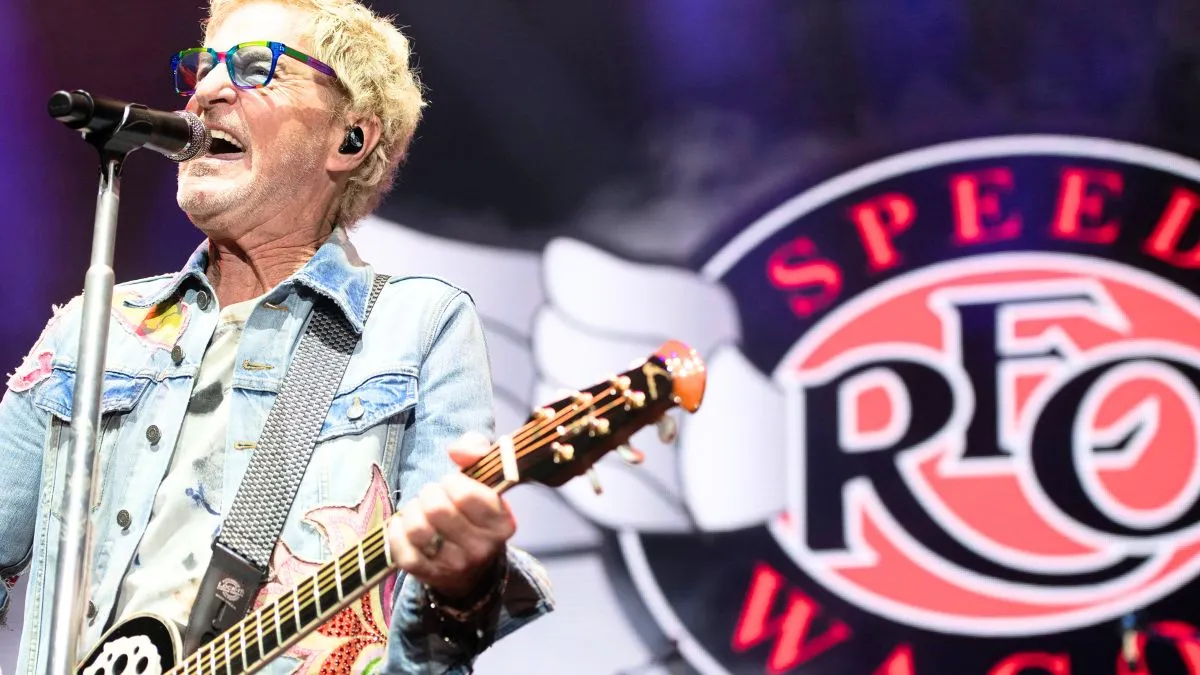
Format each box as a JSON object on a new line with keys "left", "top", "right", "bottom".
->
{"left": 136, "top": 656, "right": 150, "bottom": 673}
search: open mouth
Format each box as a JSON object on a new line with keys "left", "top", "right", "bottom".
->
{"left": 207, "top": 129, "right": 246, "bottom": 158}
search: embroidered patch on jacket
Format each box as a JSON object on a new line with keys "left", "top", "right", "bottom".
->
{"left": 112, "top": 293, "right": 190, "bottom": 351}
{"left": 7, "top": 350, "right": 54, "bottom": 393}
{"left": 254, "top": 464, "right": 396, "bottom": 674}
{"left": 5, "top": 296, "right": 82, "bottom": 392}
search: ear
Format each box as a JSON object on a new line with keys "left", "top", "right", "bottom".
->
{"left": 327, "top": 115, "right": 382, "bottom": 173}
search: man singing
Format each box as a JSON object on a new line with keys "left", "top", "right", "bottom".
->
{"left": 0, "top": 0, "right": 552, "bottom": 672}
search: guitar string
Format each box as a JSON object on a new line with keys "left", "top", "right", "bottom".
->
{"left": 459, "top": 382, "right": 635, "bottom": 484}
{"left": 172, "top": 387, "right": 646, "bottom": 674}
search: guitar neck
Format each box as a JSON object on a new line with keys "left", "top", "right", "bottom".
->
{"left": 169, "top": 449, "right": 514, "bottom": 675}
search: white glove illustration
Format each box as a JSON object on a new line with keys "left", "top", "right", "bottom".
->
{"left": 534, "top": 237, "right": 788, "bottom": 533}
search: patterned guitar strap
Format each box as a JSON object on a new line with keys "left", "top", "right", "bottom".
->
{"left": 183, "top": 272, "right": 390, "bottom": 655}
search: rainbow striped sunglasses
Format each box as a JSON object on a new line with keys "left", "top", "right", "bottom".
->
{"left": 171, "top": 41, "right": 337, "bottom": 96}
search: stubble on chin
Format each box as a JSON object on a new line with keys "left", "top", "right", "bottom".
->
{"left": 176, "top": 131, "right": 326, "bottom": 231}
{"left": 177, "top": 173, "right": 246, "bottom": 230}
{"left": 178, "top": 182, "right": 225, "bottom": 218}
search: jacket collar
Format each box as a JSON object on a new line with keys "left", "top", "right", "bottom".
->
{"left": 125, "top": 228, "right": 375, "bottom": 333}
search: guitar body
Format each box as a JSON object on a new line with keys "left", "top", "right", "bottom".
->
{"left": 76, "top": 614, "right": 180, "bottom": 675}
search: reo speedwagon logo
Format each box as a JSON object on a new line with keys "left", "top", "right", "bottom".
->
{"left": 774, "top": 254, "right": 1200, "bottom": 636}
{"left": 620, "top": 137, "right": 1200, "bottom": 674}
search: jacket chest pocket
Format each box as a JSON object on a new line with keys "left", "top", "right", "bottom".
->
{"left": 300, "top": 371, "right": 418, "bottom": 514}
{"left": 34, "top": 367, "right": 152, "bottom": 517}
{"left": 318, "top": 370, "right": 419, "bottom": 442}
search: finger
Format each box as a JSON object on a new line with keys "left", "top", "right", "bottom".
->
{"left": 387, "top": 513, "right": 428, "bottom": 575}
{"left": 418, "top": 482, "right": 479, "bottom": 546}
{"left": 418, "top": 488, "right": 499, "bottom": 570}
{"left": 401, "top": 500, "right": 440, "bottom": 553}
{"left": 424, "top": 537, "right": 468, "bottom": 577}
{"left": 442, "top": 472, "right": 513, "bottom": 533}
{"left": 447, "top": 431, "right": 492, "bottom": 468}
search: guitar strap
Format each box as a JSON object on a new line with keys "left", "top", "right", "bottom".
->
{"left": 182, "top": 272, "right": 390, "bottom": 655}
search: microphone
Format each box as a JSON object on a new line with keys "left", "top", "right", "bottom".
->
{"left": 47, "top": 90, "right": 211, "bottom": 162}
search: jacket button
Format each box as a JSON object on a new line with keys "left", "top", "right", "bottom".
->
{"left": 86, "top": 601, "right": 97, "bottom": 623}
{"left": 171, "top": 345, "right": 184, "bottom": 365}
{"left": 196, "top": 290, "right": 211, "bottom": 311}
{"left": 116, "top": 509, "right": 132, "bottom": 529}
{"left": 145, "top": 425, "right": 161, "bottom": 445}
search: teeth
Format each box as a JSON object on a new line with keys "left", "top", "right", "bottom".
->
{"left": 210, "top": 129, "right": 244, "bottom": 151}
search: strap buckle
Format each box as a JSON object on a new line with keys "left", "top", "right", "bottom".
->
{"left": 182, "top": 541, "right": 268, "bottom": 655}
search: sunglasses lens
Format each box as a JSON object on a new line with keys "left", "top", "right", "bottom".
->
{"left": 230, "top": 44, "right": 276, "bottom": 88}
{"left": 174, "top": 49, "right": 214, "bottom": 93}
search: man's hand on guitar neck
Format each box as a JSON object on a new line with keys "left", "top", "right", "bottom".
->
{"left": 386, "top": 432, "right": 515, "bottom": 601}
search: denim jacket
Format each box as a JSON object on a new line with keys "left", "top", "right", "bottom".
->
{"left": 0, "top": 229, "right": 553, "bottom": 674}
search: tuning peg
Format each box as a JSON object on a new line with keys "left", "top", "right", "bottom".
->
{"left": 623, "top": 390, "right": 647, "bottom": 410}
{"left": 656, "top": 415, "right": 678, "bottom": 443}
{"left": 616, "top": 444, "right": 644, "bottom": 465}
{"left": 587, "top": 467, "right": 603, "bottom": 495}
{"left": 552, "top": 442, "right": 574, "bottom": 464}
{"left": 587, "top": 416, "right": 611, "bottom": 437}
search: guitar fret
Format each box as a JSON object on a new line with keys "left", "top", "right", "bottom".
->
{"left": 224, "top": 635, "right": 232, "bottom": 675}
{"left": 211, "top": 641, "right": 218, "bottom": 673}
{"left": 382, "top": 522, "right": 394, "bottom": 566}
{"left": 239, "top": 624, "right": 248, "bottom": 672}
{"left": 357, "top": 541, "right": 368, "bottom": 582}
{"left": 312, "top": 572, "right": 323, "bottom": 614}
{"left": 256, "top": 610, "right": 265, "bottom": 659}
{"left": 293, "top": 589, "right": 302, "bottom": 632}
{"left": 335, "top": 556, "right": 344, "bottom": 600}
{"left": 273, "top": 600, "right": 283, "bottom": 647}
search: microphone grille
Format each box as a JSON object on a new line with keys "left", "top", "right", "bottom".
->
{"left": 167, "top": 111, "right": 211, "bottom": 162}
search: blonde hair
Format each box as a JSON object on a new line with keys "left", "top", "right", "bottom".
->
{"left": 206, "top": 0, "right": 426, "bottom": 227}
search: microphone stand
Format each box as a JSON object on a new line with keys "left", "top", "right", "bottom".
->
{"left": 45, "top": 98, "right": 148, "bottom": 675}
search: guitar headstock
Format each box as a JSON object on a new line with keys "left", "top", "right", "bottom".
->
{"left": 470, "top": 340, "right": 705, "bottom": 492}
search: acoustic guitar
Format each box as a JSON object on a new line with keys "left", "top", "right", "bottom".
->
{"left": 76, "top": 340, "right": 706, "bottom": 675}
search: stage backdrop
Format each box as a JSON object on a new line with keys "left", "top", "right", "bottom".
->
{"left": 7, "top": 1, "right": 1200, "bottom": 673}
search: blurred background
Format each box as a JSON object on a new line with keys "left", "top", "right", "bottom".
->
{"left": 7, "top": 0, "right": 1200, "bottom": 672}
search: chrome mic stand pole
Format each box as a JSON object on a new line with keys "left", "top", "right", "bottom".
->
{"left": 46, "top": 153, "right": 123, "bottom": 675}
{"left": 45, "top": 96, "right": 136, "bottom": 675}
{"left": 43, "top": 89, "right": 208, "bottom": 672}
